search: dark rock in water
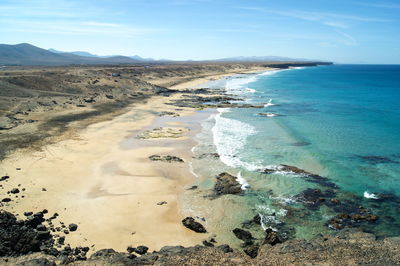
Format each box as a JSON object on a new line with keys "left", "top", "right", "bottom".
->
{"left": 262, "top": 165, "right": 338, "bottom": 188}
{"left": 258, "top": 112, "right": 283, "bottom": 117}
{"left": 203, "top": 240, "right": 214, "bottom": 247}
{"left": 295, "top": 188, "right": 336, "bottom": 210}
{"left": 2, "top": 197, "right": 11, "bottom": 202}
{"left": 214, "top": 172, "right": 242, "bottom": 196}
{"left": 187, "top": 185, "right": 198, "bottom": 190}
{"left": 0, "top": 175, "right": 10, "bottom": 181}
{"left": 244, "top": 245, "right": 259, "bottom": 258}
{"left": 264, "top": 228, "right": 283, "bottom": 246}
{"left": 182, "top": 217, "right": 207, "bottom": 233}
{"left": 217, "top": 244, "right": 233, "bottom": 253}
{"left": 24, "top": 211, "right": 33, "bottom": 216}
{"left": 357, "top": 155, "right": 397, "bottom": 164}
{"left": 242, "top": 214, "right": 261, "bottom": 229}
{"left": 327, "top": 207, "right": 379, "bottom": 230}
{"left": 68, "top": 223, "right": 78, "bottom": 232}
{"left": 232, "top": 228, "right": 254, "bottom": 245}
{"left": 291, "top": 141, "right": 311, "bottom": 146}
{"left": 148, "top": 155, "right": 184, "bottom": 163}
{"left": 193, "top": 153, "right": 220, "bottom": 159}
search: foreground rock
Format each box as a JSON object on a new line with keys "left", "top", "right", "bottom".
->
{"left": 182, "top": 217, "right": 207, "bottom": 233}
{"left": 214, "top": 172, "right": 242, "bottom": 196}
{"left": 3, "top": 230, "right": 400, "bottom": 265}
{"left": 0, "top": 210, "right": 53, "bottom": 256}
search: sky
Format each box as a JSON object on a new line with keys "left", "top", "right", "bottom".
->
{"left": 0, "top": 0, "right": 399, "bottom": 63}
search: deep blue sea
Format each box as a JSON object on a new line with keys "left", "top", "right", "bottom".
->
{"left": 188, "top": 64, "right": 400, "bottom": 243}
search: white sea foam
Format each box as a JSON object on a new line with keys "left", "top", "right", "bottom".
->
{"left": 212, "top": 108, "right": 262, "bottom": 170}
{"left": 270, "top": 195, "right": 297, "bottom": 205}
{"left": 237, "top": 171, "right": 250, "bottom": 190}
{"left": 224, "top": 69, "right": 282, "bottom": 94}
{"left": 244, "top": 87, "right": 256, "bottom": 93}
{"left": 188, "top": 161, "right": 199, "bottom": 178}
{"left": 364, "top": 191, "right": 379, "bottom": 199}
{"left": 264, "top": 99, "right": 275, "bottom": 107}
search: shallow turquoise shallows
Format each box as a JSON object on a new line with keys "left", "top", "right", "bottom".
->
{"left": 191, "top": 64, "right": 400, "bottom": 240}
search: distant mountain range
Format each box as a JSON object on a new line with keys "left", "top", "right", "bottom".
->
{"left": 214, "top": 56, "right": 314, "bottom": 62}
{"left": 0, "top": 43, "right": 321, "bottom": 66}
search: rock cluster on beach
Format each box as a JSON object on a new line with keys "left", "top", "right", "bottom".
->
{"left": 148, "top": 155, "right": 184, "bottom": 163}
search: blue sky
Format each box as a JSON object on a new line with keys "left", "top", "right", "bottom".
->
{"left": 0, "top": 0, "right": 399, "bottom": 63}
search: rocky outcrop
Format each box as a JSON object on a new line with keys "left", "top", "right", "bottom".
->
{"left": 232, "top": 228, "right": 254, "bottom": 245}
{"left": 263, "top": 228, "right": 283, "bottom": 246}
{"left": 214, "top": 172, "right": 242, "bottom": 196}
{"left": 262, "top": 164, "right": 338, "bottom": 189}
{"left": 3, "top": 230, "right": 400, "bottom": 265}
{"left": 182, "top": 217, "right": 207, "bottom": 233}
{"left": 327, "top": 208, "right": 379, "bottom": 230}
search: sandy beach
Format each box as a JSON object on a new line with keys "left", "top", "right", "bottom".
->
{"left": 0, "top": 67, "right": 266, "bottom": 253}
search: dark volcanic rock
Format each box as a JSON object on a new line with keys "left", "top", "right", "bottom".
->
{"left": 264, "top": 228, "right": 283, "bottom": 246}
{"left": 68, "top": 223, "right": 78, "bottom": 232}
{"left": 203, "top": 240, "right": 214, "bottom": 247}
{"left": 327, "top": 207, "right": 379, "bottom": 230}
{"left": 217, "top": 244, "right": 233, "bottom": 253}
{"left": 244, "top": 245, "right": 259, "bottom": 258}
{"left": 232, "top": 228, "right": 254, "bottom": 245}
{"left": 182, "top": 217, "right": 207, "bottom": 233}
{"left": 10, "top": 188, "right": 20, "bottom": 194}
{"left": 262, "top": 165, "right": 338, "bottom": 189}
{"left": 294, "top": 188, "right": 336, "bottom": 210}
{"left": 214, "top": 172, "right": 242, "bottom": 196}
{"left": 148, "top": 155, "right": 184, "bottom": 163}
{"left": 0, "top": 210, "right": 54, "bottom": 256}
{"left": 133, "top": 245, "right": 149, "bottom": 255}
{"left": 357, "top": 155, "right": 397, "bottom": 164}
{"left": 17, "top": 258, "right": 56, "bottom": 266}
{"left": 0, "top": 175, "right": 10, "bottom": 181}
{"left": 2, "top": 198, "right": 11, "bottom": 202}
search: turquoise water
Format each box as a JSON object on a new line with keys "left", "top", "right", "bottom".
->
{"left": 189, "top": 65, "right": 400, "bottom": 241}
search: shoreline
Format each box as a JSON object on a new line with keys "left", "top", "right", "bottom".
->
{"left": 0, "top": 66, "right": 270, "bottom": 254}
{"left": 1, "top": 63, "right": 400, "bottom": 265}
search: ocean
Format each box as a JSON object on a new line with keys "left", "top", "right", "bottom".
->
{"left": 185, "top": 64, "right": 400, "bottom": 245}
